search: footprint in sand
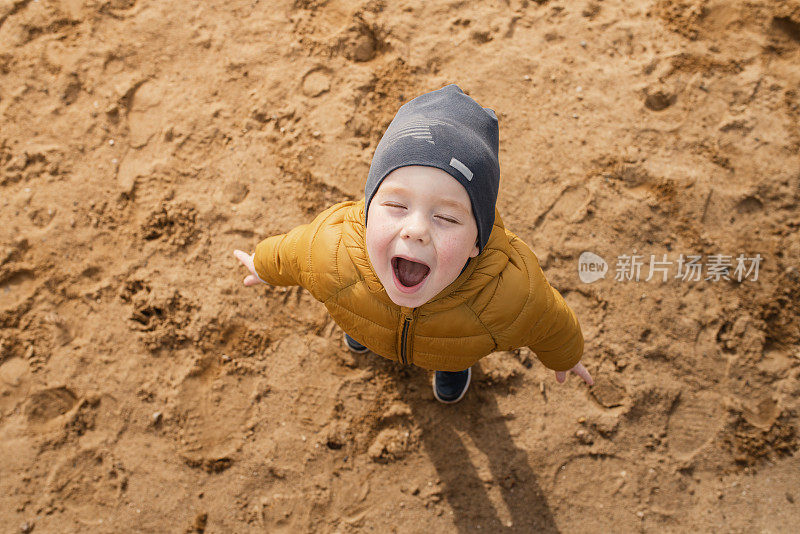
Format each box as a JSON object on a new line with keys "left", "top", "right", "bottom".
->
{"left": 127, "top": 80, "right": 165, "bottom": 149}
{"left": 691, "top": 323, "right": 728, "bottom": 383}
{"left": 644, "top": 89, "right": 677, "bottom": 111}
{"left": 735, "top": 195, "right": 763, "bottom": 214}
{"left": 260, "top": 488, "right": 328, "bottom": 532}
{"left": 175, "top": 355, "right": 257, "bottom": 471}
{"left": 548, "top": 184, "right": 592, "bottom": 223}
{"left": 770, "top": 16, "right": 800, "bottom": 45}
{"left": 301, "top": 67, "right": 331, "bottom": 98}
{"left": 44, "top": 447, "right": 126, "bottom": 508}
{"left": 0, "top": 269, "right": 37, "bottom": 312}
{"left": 25, "top": 386, "right": 78, "bottom": 425}
{"left": 589, "top": 372, "right": 628, "bottom": 409}
{"left": 666, "top": 390, "right": 724, "bottom": 457}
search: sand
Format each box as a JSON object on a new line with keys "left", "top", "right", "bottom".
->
{"left": 1, "top": 0, "right": 799, "bottom": 532}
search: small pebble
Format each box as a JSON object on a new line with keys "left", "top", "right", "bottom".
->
{"left": 580, "top": 40, "right": 587, "bottom": 47}
{"left": 221, "top": 354, "right": 231, "bottom": 362}
{"left": 312, "top": 130, "right": 321, "bottom": 137}
{"left": 576, "top": 86, "right": 582, "bottom": 92}
{"left": 636, "top": 511, "right": 644, "bottom": 518}
{"left": 109, "top": 139, "right": 115, "bottom": 146}
{"left": 152, "top": 411, "right": 162, "bottom": 424}
{"left": 523, "top": 74, "right": 531, "bottom": 81}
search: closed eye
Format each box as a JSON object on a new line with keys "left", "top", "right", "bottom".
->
{"left": 384, "top": 203, "right": 459, "bottom": 224}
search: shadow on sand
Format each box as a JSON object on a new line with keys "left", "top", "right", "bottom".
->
{"left": 367, "top": 356, "right": 560, "bottom": 533}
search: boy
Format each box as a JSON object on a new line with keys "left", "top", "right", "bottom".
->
{"left": 234, "top": 84, "right": 592, "bottom": 404}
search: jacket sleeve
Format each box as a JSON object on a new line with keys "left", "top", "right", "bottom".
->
{"left": 252, "top": 202, "right": 345, "bottom": 286}
{"left": 252, "top": 221, "right": 314, "bottom": 287}
{"left": 517, "top": 245, "right": 583, "bottom": 371}
{"left": 525, "top": 262, "right": 585, "bottom": 372}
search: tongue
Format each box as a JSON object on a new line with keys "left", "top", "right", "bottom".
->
{"left": 396, "top": 258, "right": 430, "bottom": 287}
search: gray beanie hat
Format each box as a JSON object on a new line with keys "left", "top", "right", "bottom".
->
{"left": 364, "top": 84, "right": 500, "bottom": 254}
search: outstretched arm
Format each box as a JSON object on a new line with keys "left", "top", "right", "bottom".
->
{"left": 523, "top": 265, "right": 592, "bottom": 386}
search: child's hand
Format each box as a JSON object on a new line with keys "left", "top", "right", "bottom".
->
{"left": 555, "top": 361, "right": 593, "bottom": 386}
{"left": 233, "top": 249, "right": 266, "bottom": 286}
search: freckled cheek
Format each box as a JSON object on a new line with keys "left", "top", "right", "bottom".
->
{"left": 366, "top": 222, "right": 396, "bottom": 258}
{"left": 434, "top": 232, "right": 469, "bottom": 271}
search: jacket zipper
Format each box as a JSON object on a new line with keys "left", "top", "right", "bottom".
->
{"left": 400, "top": 317, "right": 411, "bottom": 365}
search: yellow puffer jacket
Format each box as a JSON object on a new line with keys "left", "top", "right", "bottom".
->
{"left": 254, "top": 199, "right": 584, "bottom": 372}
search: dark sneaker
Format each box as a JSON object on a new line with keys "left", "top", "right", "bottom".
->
{"left": 343, "top": 333, "right": 369, "bottom": 354}
{"left": 433, "top": 367, "right": 472, "bottom": 404}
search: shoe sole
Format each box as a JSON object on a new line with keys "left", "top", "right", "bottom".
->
{"left": 432, "top": 367, "right": 472, "bottom": 404}
{"left": 343, "top": 332, "right": 369, "bottom": 353}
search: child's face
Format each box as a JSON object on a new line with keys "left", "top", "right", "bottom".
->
{"left": 366, "top": 165, "right": 480, "bottom": 308}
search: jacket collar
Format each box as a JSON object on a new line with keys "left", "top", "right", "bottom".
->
{"left": 343, "top": 199, "right": 510, "bottom": 314}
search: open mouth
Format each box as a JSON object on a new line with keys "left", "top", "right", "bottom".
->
{"left": 392, "top": 256, "right": 431, "bottom": 290}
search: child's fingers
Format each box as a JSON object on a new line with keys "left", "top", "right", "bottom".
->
{"left": 233, "top": 249, "right": 253, "bottom": 266}
{"left": 573, "top": 364, "right": 594, "bottom": 386}
{"left": 234, "top": 250, "right": 260, "bottom": 279}
{"left": 243, "top": 274, "right": 260, "bottom": 286}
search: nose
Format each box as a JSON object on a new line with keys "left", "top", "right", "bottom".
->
{"left": 400, "top": 212, "right": 430, "bottom": 244}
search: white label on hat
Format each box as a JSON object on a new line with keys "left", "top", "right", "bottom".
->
{"left": 449, "top": 157, "right": 473, "bottom": 181}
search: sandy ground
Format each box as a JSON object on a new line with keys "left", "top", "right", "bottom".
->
{"left": 1, "top": 0, "right": 799, "bottom": 532}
